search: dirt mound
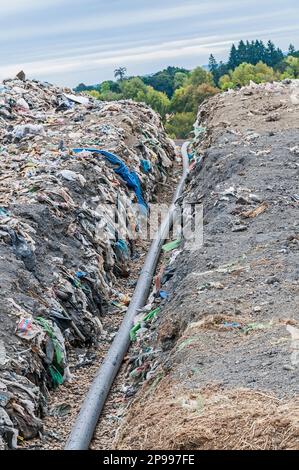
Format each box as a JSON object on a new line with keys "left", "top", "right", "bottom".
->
{"left": 115, "top": 80, "right": 299, "bottom": 450}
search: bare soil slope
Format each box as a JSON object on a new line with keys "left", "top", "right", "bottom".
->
{"left": 116, "top": 80, "right": 299, "bottom": 450}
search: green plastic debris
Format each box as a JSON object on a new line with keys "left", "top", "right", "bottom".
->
{"left": 36, "top": 317, "right": 52, "bottom": 335}
{"left": 36, "top": 317, "right": 64, "bottom": 366}
{"left": 162, "top": 239, "right": 181, "bottom": 253}
{"left": 143, "top": 308, "right": 160, "bottom": 323}
{"left": 130, "top": 307, "right": 160, "bottom": 341}
{"left": 130, "top": 325, "right": 140, "bottom": 342}
{"left": 28, "top": 185, "right": 40, "bottom": 193}
{"left": 193, "top": 126, "right": 206, "bottom": 138}
{"left": 49, "top": 365, "right": 64, "bottom": 388}
{"left": 243, "top": 322, "right": 272, "bottom": 334}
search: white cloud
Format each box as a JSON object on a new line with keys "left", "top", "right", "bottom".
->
{"left": 0, "top": 0, "right": 241, "bottom": 41}
{"left": 0, "top": 0, "right": 298, "bottom": 84}
{"left": 0, "top": 0, "right": 63, "bottom": 15}
{"left": 1, "top": 24, "right": 298, "bottom": 83}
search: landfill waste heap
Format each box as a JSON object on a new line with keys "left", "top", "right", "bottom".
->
{"left": 0, "top": 74, "right": 175, "bottom": 449}
{"left": 114, "top": 80, "right": 299, "bottom": 450}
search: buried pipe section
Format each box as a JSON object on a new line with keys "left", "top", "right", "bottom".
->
{"left": 65, "top": 142, "right": 190, "bottom": 450}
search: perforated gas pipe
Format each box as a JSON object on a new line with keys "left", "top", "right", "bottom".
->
{"left": 65, "top": 142, "right": 190, "bottom": 450}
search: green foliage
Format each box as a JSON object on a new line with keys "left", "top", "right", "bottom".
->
{"left": 171, "top": 85, "right": 192, "bottom": 113}
{"left": 100, "top": 80, "right": 121, "bottom": 93}
{"left": 208, "top": 55, "right": 218, "bottom": 76}
{"left": 173, "top": 72, "right": 188, "bottom": 90}
{"left": 219, "top": 75, "right": 234, "bottom": 91}
{"left": 74, "top": 82, "right": 98, "bottom": 92}
{"left": 120, "top": 77, "right": 147, "bottom": 100}
{"left": 87, "top": 90, "right": 101, "bottom": 99}
{"left": 228, "top": 44, "right": 238, "bottom": 69}
{"left": 227, "top": 39, "right": 283, "bottom": 68}
{"left": 142, "top": 66, "right": 190, "bottom": 97}
{"left": 210, "top": 39, "right": 285, "bottom": 86}
{"left": 171, "top": 82, "right": 218, "bottom": 113}
{"left": 282, "top": 56, "right": 299, "bottom": 78}
{"left": 78, "top": 38, "right": 297, "bottom": 138}
{"left": 219, "top": 61, "right": 278, "bottom": 90}
{"left": 165, "top": 112, "right": 196, "bottom": 139}
{"left": 101, "top": 91, "right": 123, "bottom": 101}
{"left": 187, "top": 67, "right": 214, "bottom": 86}
{"left": 144, "top": 86, "right": 170, "bottom": 118}
{"left": 117, "top": 78, "right": 170, "bottom": 117}
{"left": 209, "top": 60, "right": 229, "bottom": 86}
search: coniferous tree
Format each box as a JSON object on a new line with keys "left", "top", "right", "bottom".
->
{"left": 238, "top": 40, "right": 247, "bottom": 64}
{"left": 250, "top": 40, "right": 264, "bottom": 64}
{"left": 208, "top": 54, "right": 219, "bottom": 82}
{"left": 216, "top": 61, "right": 229, "bottom": 81}
{"left": 266, "top": 40, "right": 284, "bottom": 67}
{"left": 255, "top": 41, "right": 266, "bottom": 64}
{"left": 228, "top": 44, "right": 238, "bottom": 69}
{"left": 267, "top": 40, "right": 275, "bottom": 66}
{"left": 245, "top": 41, "right": 250, "bottom": 63}
{"left": 289, "top": 44, "right": 296, "bottom": 55}
{"left": 208, "top": 54, "right": 218, "bottom": 72}
{"left": 276, "top": 47, "right": 284, "bottom": 63}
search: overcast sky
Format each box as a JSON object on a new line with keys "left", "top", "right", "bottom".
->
{"left": 0, "top": 0, "right": 298, "bottom": 87}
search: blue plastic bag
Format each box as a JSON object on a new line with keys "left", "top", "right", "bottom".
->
{"left": 72, "top": 148, "right": 147, "bottom": 209}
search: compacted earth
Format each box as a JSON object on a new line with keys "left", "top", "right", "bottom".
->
{"left": 114, "top": 80, "right": 299, "bottom": 450}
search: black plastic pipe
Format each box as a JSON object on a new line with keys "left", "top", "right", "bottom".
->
{"left": 65, "top": 142, "right": 190, "bottom": 450}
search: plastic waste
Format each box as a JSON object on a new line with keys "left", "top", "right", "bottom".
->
{"left": 12, "top": 124, "right": 45, "bottom": 140}
{"left": 223, "top": 322, "right": 242, "bottom": 328}
{"left": 56, "top": 94, "right": 73, "bottom": 111}
{"left": 15, "top": 317, "right": 44, "bottom": 341}
{"left": 159, "top": 290, "right": 169, "bottom": 299}
{"left": 58, "top": 169, "right": 86, "bottom": 186}
{"left": 0, "top": 208, "right": 9, "bottom": 217}
{"left": 130, "top": 307, "right": 160, "bottom": 341}
{"left": 16, "top": 97, "right": 30, "bottom": 111}
{"left": 9, "top": 230, "right": 36, "bottom": 272}
{"left": 63, "top": 93, "right": 89, "bottom": 106}
{"left": 0, "top": 75, "right": 176, "bottom": 447}
{"left": 162, "top": 239, "right": 181, "bottom": 252}
{"left": 0, "top": 341, "right": 7, "bottom": 366}
{"left": 73, "top": 148, "right": 148, "bottom": 208}
{"left": 140, "top": 159, "right": 152, "bottom": 172}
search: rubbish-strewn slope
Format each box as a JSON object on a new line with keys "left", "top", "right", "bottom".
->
{"left": 116, "top": 80, "right": 299, "bottom": 450}
{"left": 0, "top": 77, "right": 175, "bottom": 448}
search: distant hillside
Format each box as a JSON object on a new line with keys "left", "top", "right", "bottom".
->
{"left": 74, "top": 66, "right": 190, "bottom": 96}
{"left": 73, "top": 39, "right": 299, "bottom": 139}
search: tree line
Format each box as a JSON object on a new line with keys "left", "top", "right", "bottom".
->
{"left": 75, "top": 40, "right": 299, "bottom": 138}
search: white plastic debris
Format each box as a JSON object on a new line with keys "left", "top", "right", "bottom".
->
{"left": 63, "top": 93, "right": 89, "bottom": 106}
{"left": 58, "top": 169, "right": 86, "bottom": 186}
{"left": 12, "top": 124, "right": 45, "bottom": 139}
